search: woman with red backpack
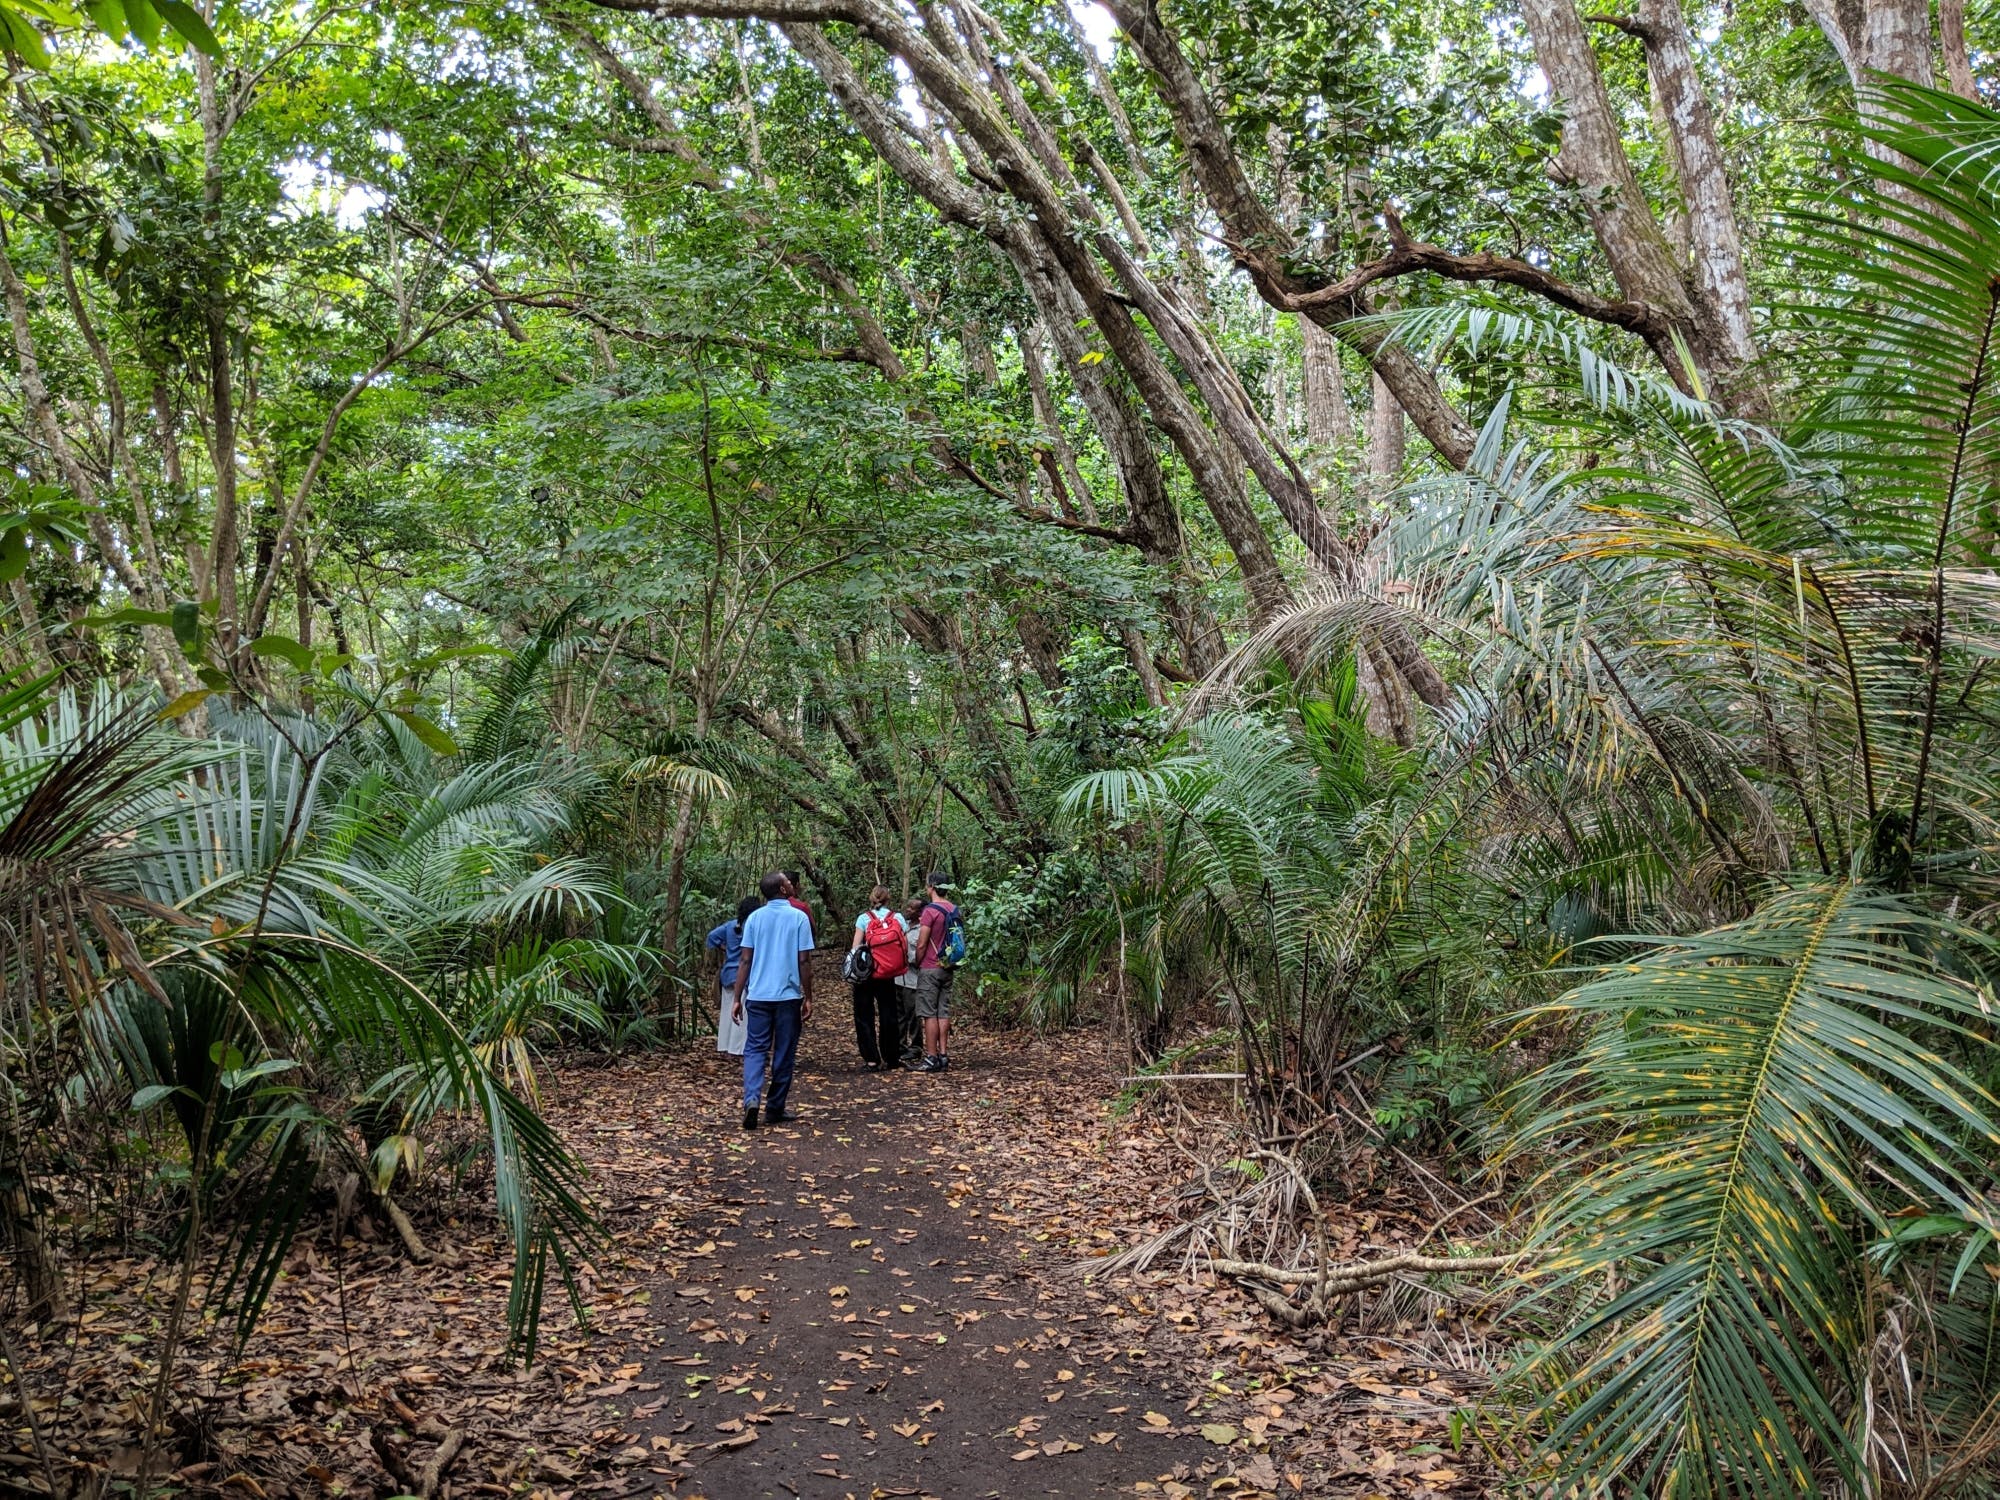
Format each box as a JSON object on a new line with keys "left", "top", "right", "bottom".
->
{"left": 845, "top": 885, "right": 909, "bottom": 1071}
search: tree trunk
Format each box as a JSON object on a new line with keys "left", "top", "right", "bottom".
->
{"left": 782, "top": 22, "right": 1297, "bottom": 630}
{"left": 1517, "top": 0, "right": 1713, "bottom": 382}
{"left": 1860, "top": 0, "right": 1931, "bottom": 84}
{"left": 898, "top": 603, "right": 1024, "bottom": 825}
{"left": 1, "top": 1117, "right": 60, "bottom": 1321}
{"left": 1940, "top": 0, "right": 1978, "bottom": 97}
{"left": 197, "top": 52, "right": 243, "bottom": 658}
{"left": 0, "top": 239, "right": 178, "bottom": 690}
{"left": 1023, "top": 299, "right": 1224, "bottom": 674}
{"left": 1014, "top": 608, "right": 1067, "bottom": 693}
{"left": 658, "top": 696, "right": 712, "bottom": 1003}
{"left": 1354, "top": 635, "right": 1414, "bottom": 748}
{"left": 1633, "top": 0, "right": 1759, "bottom": 373}
{"left": 1100, "top": 0, "right": 1478, "bottom": 464}
{"left": 1301, "top": 318, "right": 1351, "bottom": 458}
{"left": 1367, "top": 373, "right": 1405, "bottom": 489}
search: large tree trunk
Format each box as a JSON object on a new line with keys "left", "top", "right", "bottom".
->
{"left": 1098, "top": 0, "right": 1478, "bottom": 464}
{"left": 783, "top": 21, "right": 1295, "bottom": 629}
{"left": 1515, "top": 0, "right": 1733, "bottom": 389}
{"left": 1802, "top": 0, "right": 1934, "bottom": 92}
{"left": 1022, "top": 301, "right": 1226, "bottom": 674}
{"left": 1368, "top": 373, "right": 1406, "bottom": 490}
{"left": 1940, "top": 0, "right": 1978, "bottom": 97}
{"left": 1632, "top": 0, "right": 1759, "bottom": 376}
{"left": 1301, "top": 319, "right": 1351, "bottom": 458}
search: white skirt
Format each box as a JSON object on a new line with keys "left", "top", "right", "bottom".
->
{"left": 716, "top": 980, "right": 748, "bottom": 1055}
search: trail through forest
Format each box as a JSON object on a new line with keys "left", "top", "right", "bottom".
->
{"left": 581, "top": 1022, "right": 1486, "bottom": 1500}
{"left": 7, "top": 1009, "right": 1490, "bottom": 1498}
{"left": 639, "top": 1050, "right": 1214, "bottom": 1498}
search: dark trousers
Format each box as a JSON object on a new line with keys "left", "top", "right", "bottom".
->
{"left": 896, "top": 980, "right": 921, "bottom": 1062}
{"left": 852, "top": 978, "right": 899, "bottom": 1065}
{"left": 742, "top": 1000, "right": 801, "bottom": 1114}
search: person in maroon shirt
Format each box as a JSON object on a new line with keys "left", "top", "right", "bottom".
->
{"left": 914, "top": 872, "right": 957, "bottom": 1072}
{"left": 782, "top": 871, "right": 816, "bottom": 941}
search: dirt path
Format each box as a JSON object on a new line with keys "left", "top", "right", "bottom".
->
{"left": 9, "top": 1001, "right": 1486, "bottom": 1497}
{"left": 624, "top": 1041, "right": 1213, "bottom": 1499}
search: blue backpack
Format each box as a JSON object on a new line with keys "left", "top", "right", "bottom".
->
{"left": 925, "top": 901, "right": 968, "bottom": 968}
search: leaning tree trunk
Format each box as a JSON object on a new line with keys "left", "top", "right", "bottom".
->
{"left": 0, "top": 1114, "right": 59, "bottom": 1321}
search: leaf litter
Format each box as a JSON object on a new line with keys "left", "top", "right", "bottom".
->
{"left": 3, "top": 1020, "right": 1493, "bottom": 1497}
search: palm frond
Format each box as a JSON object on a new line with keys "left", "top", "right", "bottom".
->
{"left": 1503, "top": 883, "right": 2000, "bottom": 1496}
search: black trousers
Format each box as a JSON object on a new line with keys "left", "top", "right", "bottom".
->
{"left": 896, "top": 980, "right": 921, "bottom": 1062}
{"left": 851, "top": 978, "right": 900, "bottom": 1066}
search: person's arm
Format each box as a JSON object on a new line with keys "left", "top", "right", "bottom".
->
{"left": 733, "top": 944, "right": 752, "bottom": 1022}
{"left": 799, "top": 921, "right": 816, "bottom": 1020}
{"left": 850, "top": 916, "right": 864, "bottom": 953}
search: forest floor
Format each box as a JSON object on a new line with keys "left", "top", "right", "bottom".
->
{"left": 6, "top": 1011, "right": 1495, "bottom": 1500}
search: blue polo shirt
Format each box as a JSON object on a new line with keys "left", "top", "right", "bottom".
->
{"left": 705, "top": 920, "right": 745, "bottom": 987}
{"left": 739, "top": 898, "right": 815, "bottom": 1001}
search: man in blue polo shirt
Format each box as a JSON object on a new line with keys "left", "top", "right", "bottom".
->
{"left": 731, "top": 870, "right": 817, "bottom": 1129}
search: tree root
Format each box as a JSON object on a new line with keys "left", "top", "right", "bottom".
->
{"left": 418, "top": 1429, "right": 466, "bottom": 1497}
{"left": 1210, "top": 1250, "right": 1529, "bottom": 1327}
{"left": 376, "top": 1191, "right": 433, "bottom": 1265}
{"left": 374, "top": 1396, "right": 466, "bottom": 1499}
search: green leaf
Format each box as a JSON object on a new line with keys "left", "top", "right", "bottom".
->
{"left": 0, "top": 525, "right": 26, "bottom": 585}
{"left": 221, "top": 1057, "right": 298, "bottom": 1090}
{"left": 250, "top": 634, "right": 315, "bottom": 671}
{"left": 122, "top": 0, "right": 160, "bottom": 47}
{"left": 131, "top": 1083, "right": 178, "bottom": 1111}
{"left": 170, "top": 599, "right": 202, "bottom": 652}
{"left": 149, "top": 0, "right": 218, "bottom": 53}
{"left": 391, "top": 708, "right": 458, "bottom": 756}
{"left": 156, "top": 686, "right": 212, "bottom": 720}
{"left": 87, "top": 606, "right": 177, "bottom": 628}
{"left": 0, "top": 10, "right": 55, "bottom": 68}
{"left": 82, "top": 0, "right": 126, "bottom": 39}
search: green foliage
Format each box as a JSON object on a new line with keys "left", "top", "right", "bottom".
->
{"left": 0, "top": 664, "right": 624, "bottom": 1355}
{"left": 1505, "top": 885, "right": 2000, "bottom": 1496}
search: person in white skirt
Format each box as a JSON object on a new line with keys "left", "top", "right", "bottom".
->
{"left": 706, "top": 895, "right": 759, "bottom": 1054}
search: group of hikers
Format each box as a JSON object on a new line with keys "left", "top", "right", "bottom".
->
{"left": 704, "top": 870, "right": 966, "bottom": 1129}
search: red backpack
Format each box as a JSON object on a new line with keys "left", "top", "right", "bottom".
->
{"left": 863, "top": 909, "right": 907, "bottom": 979}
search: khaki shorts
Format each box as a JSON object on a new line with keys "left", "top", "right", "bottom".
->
{"left": 915, "top": 966, "right": 954, "bottom": 1019}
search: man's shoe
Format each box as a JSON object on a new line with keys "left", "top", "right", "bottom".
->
{"left": 899, "top": 1056, "right": 922, "bottom": 1070}
{"left": 767, "top": 1109, "right": 794, "bottom": 1125}
{"left": 742, "top": 1106, "right": 759, "bottom": 1130}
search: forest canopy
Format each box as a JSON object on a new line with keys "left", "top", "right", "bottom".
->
{"left": 4, "top": 0, "right": 2000, "bottom": 1492}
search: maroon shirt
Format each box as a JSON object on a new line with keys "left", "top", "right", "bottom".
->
{"left": 917, "top": 899, "right": 956, "bottom": 970}
{"left": 788, "top": 896, "right": 815, "bottom": 941}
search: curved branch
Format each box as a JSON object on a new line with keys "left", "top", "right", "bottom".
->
{"left": 1289, "top": 235, "right": 1677, "bottom": 346}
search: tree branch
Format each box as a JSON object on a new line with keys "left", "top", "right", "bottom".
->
{"left": 1288, "top": 229, "right": 1677, "bottom": 345}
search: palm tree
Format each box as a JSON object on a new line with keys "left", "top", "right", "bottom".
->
{"left": 0, "top": 656, "right": 623, "bottom": 1358}
{"left": 1062, "top": 84, "right": 2000, "bottom": 1493}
